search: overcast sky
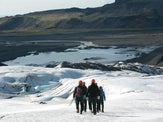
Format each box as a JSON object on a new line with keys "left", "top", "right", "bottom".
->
{"left": 0, "top": 0, "right": 115, "bottom": 17}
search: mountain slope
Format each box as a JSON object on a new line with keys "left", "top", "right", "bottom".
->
{"left": 0, "top": 0, "right": 163, "bottom": 32}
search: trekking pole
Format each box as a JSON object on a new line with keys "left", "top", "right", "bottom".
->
{"left": 69, "top": 98, "right": 75, "bottom": 106}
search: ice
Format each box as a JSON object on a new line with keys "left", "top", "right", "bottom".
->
{"left": 0, "top": 65, "right": 163, "bottom": 122}
{"left": 3, "top": 46, "right": 158, "bottom": 66}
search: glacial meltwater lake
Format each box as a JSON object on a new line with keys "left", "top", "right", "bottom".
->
{"left": 3, "top": 46, "right": 157, "bottom": 66}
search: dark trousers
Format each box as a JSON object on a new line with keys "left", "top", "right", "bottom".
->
{"left": 75, "top": 97, "right": 83, "bottom": 113}
{"left": 88, "top": 100, "right": 92, "bottom": 111}
{"left": 97, "top": 99, "right": 100, "bottom": 112}
{"left": 83, "top": 98, "right": 87, "bottom": 112}
{"left": 88, "top": 97, "right": 97, "bottom": 115}
{"left": 100, "top": 99, "right": 104, "bottom": 112}
{"left": 97, "top": 98, "right": 104, "bottom": 112}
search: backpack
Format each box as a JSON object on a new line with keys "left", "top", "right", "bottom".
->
{"left": 99, "top": 88, "right": 106, "bottom": 100}
{"left": 100, "top": 88, "right": 103, "bottom": 97}
{"left": 88, "top": 84, "right": 99, "bottom": 97}
{"left": 75, "top": 86, "right": 83, "bottom": 98}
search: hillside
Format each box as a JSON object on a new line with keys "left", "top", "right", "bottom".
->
{"left": 0, "top": 0, "right": 163, "bottom": 39}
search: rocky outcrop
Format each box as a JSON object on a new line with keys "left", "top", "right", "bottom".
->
{"left": 127, "top": 47, "right": 163, "bottom": 67}
{"left": 55, "top": 61, "right": 120, "bottom": 71}
{"left": 114, "top": 62, "right": 163, "bottom": 75}
{"left": 0, "top": 63, "right": 7, "bottom": 66}
{"left": 46, "top": 61, "right": 163, "bottom": 75}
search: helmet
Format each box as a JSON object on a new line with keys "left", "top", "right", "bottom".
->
{"left": 79, "top": 80, "right": 83, "bottom": 85}
{"left": 91, "top": 79, "right": 95, "bottom": 84}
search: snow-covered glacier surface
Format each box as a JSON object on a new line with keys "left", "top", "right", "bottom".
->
{"left": 0, "top": 65, "right": 163, "bottom": 122}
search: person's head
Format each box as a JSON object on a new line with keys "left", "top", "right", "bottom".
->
{"left": 82, "top": 81, "right": 86, "bottom": 86}
{"left": 91, "top": 79, "right": 95, "bottom": 84}
{"left": 99, "top": 86, "right": 103, "bottom": 89}
{"left": 79, "top": 80, "right": 83, "bottom": 85}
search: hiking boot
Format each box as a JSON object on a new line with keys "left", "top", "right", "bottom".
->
{"left": 76, "top": 110, "right": 79, "bottom": 113}
{"left": 80, "top": 111, "right": 82, "bottom": 114}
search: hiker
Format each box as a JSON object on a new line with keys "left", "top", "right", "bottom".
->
{"left": 87, "top": 79, "right": 99, "bottom": 115}
{"left": 82, "top": 81, "right": 88, "bottom": 112}
{"left": 97, "top": 86, "right": 106, "bottom": 112}
{"left": 96, "top": 83, "right": 101, "bottom": 113}
{"left": 73, "top": 80, "right": 84, "bottom": 114}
